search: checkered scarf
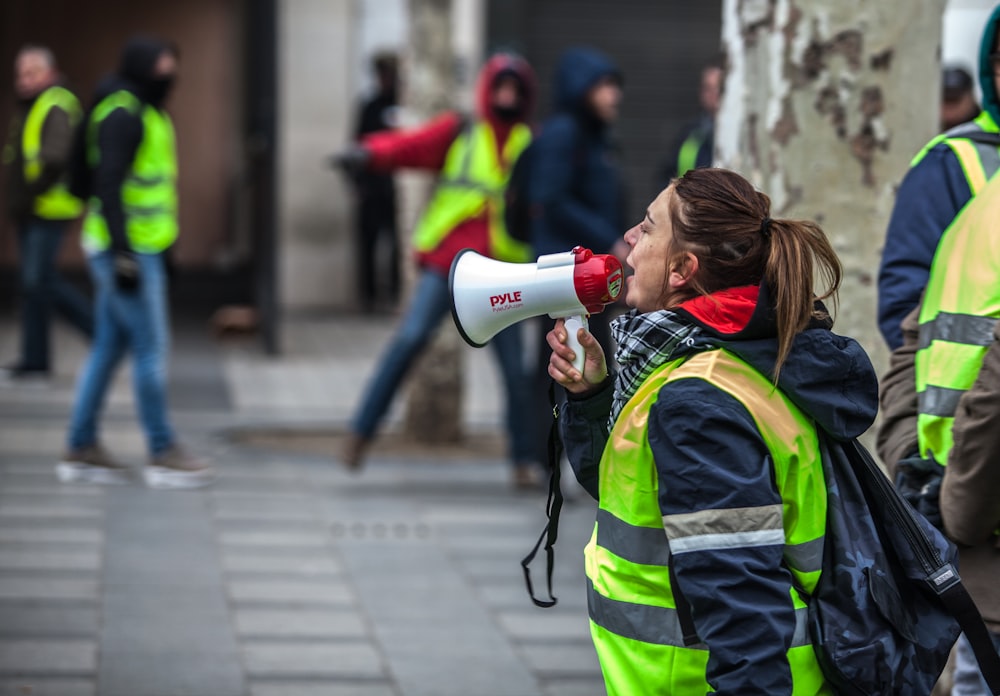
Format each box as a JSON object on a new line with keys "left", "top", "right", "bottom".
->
{"left": 609, "top": 309, "right": 702, "bottom": 427}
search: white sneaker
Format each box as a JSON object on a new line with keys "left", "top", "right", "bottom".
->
{"left": 57, "top": 444, "right": 132, "bottom": 484}
{"left": 145, "top": 445, "right": 214, "bottom": 489}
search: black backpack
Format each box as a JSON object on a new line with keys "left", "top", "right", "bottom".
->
{"left": 503, "top": 140, "right": 539, "bottom": 244}
{"left": 65, "top": 115, "right": 92, "bottom": 201}
{"left": 672, "top": 434, "right": 1000, "bottom": 695}
{"left": 503, "top": 126, "right": 586, "bottom": 245}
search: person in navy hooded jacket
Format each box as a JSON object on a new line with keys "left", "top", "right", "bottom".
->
{"left": 527, "top": 46, "right": 630, "bottom": 467}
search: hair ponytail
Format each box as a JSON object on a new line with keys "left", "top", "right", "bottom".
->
{"left": 763, "top": 218, "right": 842, "bottom": 378}
{"left": 668, "top": 168, "right": 843, "bottom": 381}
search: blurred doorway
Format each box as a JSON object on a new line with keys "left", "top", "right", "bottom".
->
{"left": 0, "top": 0, "right": 278, "bottom": 337}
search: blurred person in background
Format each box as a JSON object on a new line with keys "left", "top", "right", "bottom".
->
{"left": 333, "top": 53, "right": 542, "bottom": 489}
{"left": 878, "top": 8, "right": 1000, "bottom": 350}
{"left": 657, "top": 57, "right": 723, "bottom": 185}
{"left": 1, "top": 44, "right": 92, "bottom": 382}
{"left": 941, "top": 65, "right": 981, "bottom": 132}
{"left": 59, "top": 35, "right": 213, "bottom": 489}
{"left": 526, "top": 46, "right": 628, "bottom": 471}
{"left": 346, "top": 50, "right": 401, "bottom": 314}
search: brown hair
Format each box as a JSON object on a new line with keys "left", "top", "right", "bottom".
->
{"left": 666, "top": 167, "right": 842, "bottom": 379}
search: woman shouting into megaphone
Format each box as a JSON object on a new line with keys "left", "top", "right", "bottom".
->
{"left": 546, "top": 167, "right": 878, "bottom": 695}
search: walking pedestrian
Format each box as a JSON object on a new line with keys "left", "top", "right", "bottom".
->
{"left": 877, "top": 7, "right": 1000, "bottom": 350}
{"left": 546, "top": 167, "right": 877, "bottom": 694}
{"left": 1, "top": 44, "right": 92, "bottom": 381}
{"left": 59, "top": 36, "right": 213, "bottom": 489}
{"left": 656, "top": 57, "right": 723, "bottom": 184}
{"left": 334, "top": 53, "right": 542, "bottom": 488}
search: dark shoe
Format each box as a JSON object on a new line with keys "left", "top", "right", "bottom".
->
{"left": 0, "top": 362, "right": 50, "bottom": 384}
{"left": 57, "top": 444, "right": 132, "bottom": 485}
{"left": 146, "top": 445, "right": 215, "bottom": 489}
{"left": 341, "top": 433, "right": 370, "bottom": 472}
{"left": 512, "top": 463, "right": 546, "bottom": 491}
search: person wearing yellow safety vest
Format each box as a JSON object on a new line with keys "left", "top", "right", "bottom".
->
{"left": 656, "top": 58, "right": 723, "bottom": 187}
{"left": 331, "top": 54, "right": 543, "bottom": 488}
{"left": 878, "top": 172, "right": 1000, "bottom": 695}
{"left": 60, "top": 36, "right": 213, "bottom": 490}
{"left": 878, "top": 6, "right": 1000, "bottom": 351}
{"left": 544, "top": 167, "right": 878, "bottom": 695}
{"left": 1, "top": 45, "right": 92, "bottom": 381}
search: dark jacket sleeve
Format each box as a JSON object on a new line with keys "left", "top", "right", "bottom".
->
{"left": 26, "top": 104, "right": 74, "bottom": 197}
{"left": 94, "top": 107, "right": 143, "bottom": 251}
{"left": 877, "top": 146, "right": 970, "bottom": 350}
{"left": 559, "top": 378, "right": 614, "bottom": 501}
{"left": 531, "top": 116, "right": 621, "bottom": 256}
{"left": 876, "top": 304, "right": 922, "bottom": 476}
{"left": 940, "top": 322, "right": 1000, "bottom": 546}
{"left": 652, "top": 379, "right": 798, "bottom": 695}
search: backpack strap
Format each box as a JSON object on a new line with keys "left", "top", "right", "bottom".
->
{"left": 846, "top": 440, "right": 1000, "bottom": 695}
{"left": 668, "top": 557, "right": 701, "bottom": 646}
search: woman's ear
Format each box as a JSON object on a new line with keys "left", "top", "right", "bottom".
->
{"left": 668, "top": 251, "right": 699, "bottom": 289}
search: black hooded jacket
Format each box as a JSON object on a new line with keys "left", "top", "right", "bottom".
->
{"left": 88, "top": 36, "right": 175, "bottom": 252}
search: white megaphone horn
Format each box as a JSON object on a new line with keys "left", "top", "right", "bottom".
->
{"left": 449, "top": 246, "right": 624, "bottom": 372}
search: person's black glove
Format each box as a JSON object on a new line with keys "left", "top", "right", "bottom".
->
{"left": 113, "top": 250, "right": 141, "bottom": 293}
{"left": 328, "top": 145, "right": 371, "bottom": 176}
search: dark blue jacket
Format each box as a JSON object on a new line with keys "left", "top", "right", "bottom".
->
{"left": 877, "top": 5, "right": 1000, "bottom": 350}
{"left": 561, "top": 287, "right": 878, "bottom": 694}
{"left": 529, "top": 48, "right": 624, "bottom": 257}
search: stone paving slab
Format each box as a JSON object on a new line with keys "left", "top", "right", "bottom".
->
{"left": 0, "top": 602, "right": 99, "bottom": 638}
{"left": 97, "top": 651, "right": 245, "bottom": 696}
{"left": 0, "top": 639, "right": 96, "bottom": 675}
{"left": 0, "top": 678, "right": 96, "bottom": 696}
{"left": 234, "top": 607, "right": 368, "bottom": 639}
{"left": 242, "top": 640, "right": 385, "bottom": 679}
{"left": 249, "top": 682, "right": 396, "bottom": 696}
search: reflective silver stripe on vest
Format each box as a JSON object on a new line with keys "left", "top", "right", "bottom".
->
{"left": 126, "top": 173, "right": 171, "bottom": 187}
{"left": 596, "top": 508, "right": 670, "bottom": 566}
{"left": 587, "top": 578, "right": 811, "bottom": 649}
{"left": 124, "top": 204, "right": 173, "bottom": 218}
{"left": 973, "top": 140, "right": 1000, "bottom": 180}
{"left": 919, "top": 385, "right": 966, "bottom": 417}
{"left": 596, "top": 507, "right": 822, "bottom": 573}
{"left": 918, "top": 312, "right": 997, "bottom": 351}
{"left": 784, "top": 536, "right": 824, "bottom": 575}
{"left": 662, "top": 504, "right": 784, "bottom": 555}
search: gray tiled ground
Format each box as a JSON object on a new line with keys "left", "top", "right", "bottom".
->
{"left": 0, "top": 312, "right": 606, "bottom": 696}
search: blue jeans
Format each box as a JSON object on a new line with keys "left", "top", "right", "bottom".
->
{"left": 67, "top": 251, "right": 175, "bottom": 456}
{"left": 16, "top": 217, "right": 93, "bottom": 370}
{"left": 351, "top": 269, "right": 534, "bottom": 465}
{"left": 953, "top": 631, "right": 1000, "bottom": 695}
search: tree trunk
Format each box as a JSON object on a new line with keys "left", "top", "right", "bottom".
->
{"left": 401, "top": 0, "right": 464, "bottom": 444}
{"left": 716, "top": 4, "right": 953, "bottom": 689}
{"left": 716, "top": 0, "right": 947, "bottom": 394}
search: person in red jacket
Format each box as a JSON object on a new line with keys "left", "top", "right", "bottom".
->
{"left": 335, "top": 53, "right": 542, "bottom": 488}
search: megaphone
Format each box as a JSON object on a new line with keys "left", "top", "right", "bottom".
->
{"left": 449, "top": 246, "right": 624, "bottom": 371}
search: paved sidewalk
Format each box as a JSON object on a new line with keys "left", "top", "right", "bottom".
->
{"left": 0, "top": 311, "right": 604, "bottom": 696}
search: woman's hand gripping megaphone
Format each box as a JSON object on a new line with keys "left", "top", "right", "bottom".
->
{"left": 547, "top": 317, "right": 609, "bottom": 394}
